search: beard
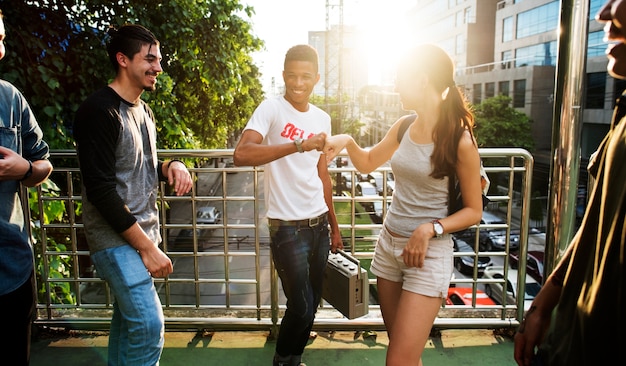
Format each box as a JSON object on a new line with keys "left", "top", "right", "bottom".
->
{"left": 144, "top": 72, "right": 158, "bottom": 92}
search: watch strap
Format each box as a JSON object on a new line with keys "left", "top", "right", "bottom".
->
{"left": 20, "top": 160, "right": 33, "bottom": 181}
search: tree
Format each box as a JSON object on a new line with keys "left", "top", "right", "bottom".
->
{"left": 2, "top": 0, "right": 265, "bottom": 304}
{"left": 473, "top": 95, "right": 535, "bottom": 199}
{"left": 0, "top": 0, "right": 265, "bottom": 150}
{"left": 473, "top": 95, "right": 535, "bottom": 152}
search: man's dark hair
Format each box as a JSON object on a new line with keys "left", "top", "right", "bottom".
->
{"left": 284, "top": 44, "right": 319, "bottom": 72}
{"left": 106, "top": 24, "right": 159, "bottom": 72}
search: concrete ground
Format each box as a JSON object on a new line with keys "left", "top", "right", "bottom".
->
{"left": 30, "top": 328, "right": 517, "bottom": 365}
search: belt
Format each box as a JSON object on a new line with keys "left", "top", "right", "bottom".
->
{"left": 268, "top": 212, "right": 328, "bottom": 228}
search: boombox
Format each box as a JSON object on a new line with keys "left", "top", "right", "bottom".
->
{"left": 322, "top": 249, "right": 369, "bottom": 319}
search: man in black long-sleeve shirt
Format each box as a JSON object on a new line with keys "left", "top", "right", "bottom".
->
{"left": 74, "top": 24, "right": 192, "bottom": 366}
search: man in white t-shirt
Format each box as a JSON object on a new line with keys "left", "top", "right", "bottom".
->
{"left": 234, "top": 44, "right": 342, "bottom": 366}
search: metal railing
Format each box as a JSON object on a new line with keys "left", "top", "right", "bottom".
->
{"left": 29, "top": 148, "right": 534, "bottom": 333}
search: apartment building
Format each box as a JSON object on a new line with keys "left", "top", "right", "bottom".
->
{"left": 313, "top": 0, "right": 620, "bottom": 193}
{"left": 404, "top": 0, "right": 618, "bottom": 189}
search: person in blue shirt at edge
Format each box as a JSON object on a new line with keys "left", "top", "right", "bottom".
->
{"left": 514, "top": 1, "right": 626, "bottom": 365}
{"left": 323, "top": 44, "right": 483, "bottom": 366}
{"left": 73, "top": 24, "right": 193, "bottom": 366}
{"left": 0, "top": 8, "right": 54, "bottom": 366}
{"left": 233, "top": 44, "right": 343, "bottom": 366}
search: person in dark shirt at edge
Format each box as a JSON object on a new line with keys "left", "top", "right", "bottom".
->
{"left": 73, "top": 24, "right": 192, "bottom": 366}
{"left": 0, "top": 8, "right": 53, "bottom": 366}
{"left": 514, "top": 1, "right": 626, "bottom": 365}
{"left": 233, "top": 44, "right": 343, "bottom": 366}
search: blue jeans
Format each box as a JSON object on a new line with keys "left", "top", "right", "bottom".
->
{"left": 91, "top": 245, "right": 164, "bottom": 366}
{"left": 269, "top": 217, "right": 330, "bottom": 358}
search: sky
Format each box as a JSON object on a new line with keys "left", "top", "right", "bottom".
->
{"left": 242, "top": 0, "right": 326, "bottom": 94}
{"left": 242, "top": 0, "right": 417, "bottom": 94}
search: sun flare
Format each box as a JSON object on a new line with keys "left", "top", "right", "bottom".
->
{"left": 347, "top": 0, "right": 419, "bottom": 85}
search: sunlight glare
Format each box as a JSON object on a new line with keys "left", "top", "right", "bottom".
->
{"left": 347, "top": 0, "right": 420, "bottom": 85}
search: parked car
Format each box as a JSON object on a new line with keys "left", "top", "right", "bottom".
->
{"left": 366, "top": 171, "right": 395, "bottom": 196}
{"left": 483, "top": 266, "right": 541, "bottom": 311}
{"left": 223, "top": 158, "right": 236, "bottom": 174}
{"left": 372, "top": 200, "right": 391, "bottom": 224}
{"left": 196, "top": 206, "right": 221, "bottom": 224}
{"left": 339, "top": 171, "right": 353, "bottom": 190}
{"left": 452, "top": 236, "right": 493, "bottom": 276}
{"left": 355, "top": 181, "right": 378, "bottom": 212}
{"left": 509, "top": 250, "right": 545, "bottom": 284}
{"left": 454, "top": 211, "right": 520, "bottom": 252}
{"left": 446, "top": 287, "right": 496, "bottom": 306}
{"left": 487, "top": 228, "right": 520, "bottom": 251}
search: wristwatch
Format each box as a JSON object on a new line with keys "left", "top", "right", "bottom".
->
{"left": 20, "top": 160, "right": 33, "bottom": 181}
{"left": 294, "top": 138, "right": 304, "bottom": 153}
{"left": 432, "top": 219, "right": 444, "bottom": 238}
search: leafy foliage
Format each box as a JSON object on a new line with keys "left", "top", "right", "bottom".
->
{"left": 473, "top": 95, "right": 535, "bottom": 152}
{"left": 473, "top": 95, "right": 535, "bottom": 198}
{"left": 29, "top": 180, "right": 76, "bottom": 304}
{"left": 3, "top": 0, "right": 267, "bottom": 304}
{"left": 1, "top": 0, "right": 265, "bottom": 150}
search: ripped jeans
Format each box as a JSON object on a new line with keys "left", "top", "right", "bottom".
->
{"left": 269, "top": 217, "right": 330, "bottom": 358}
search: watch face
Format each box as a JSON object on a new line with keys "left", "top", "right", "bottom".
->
{"left": 294, "top": 138, "right": 304, "bottom": 153}
{"left": 433, "top": 221, "right": 444, "bottom": 235}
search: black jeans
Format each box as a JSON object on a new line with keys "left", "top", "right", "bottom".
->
{"left": 0, "top": 273, "right": 36, "bottom": 366}
{"left": 269, "top": 217, "right": 330, "bottom": 358}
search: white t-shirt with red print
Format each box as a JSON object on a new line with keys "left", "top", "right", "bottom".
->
{"left": 244, "top": 95, "right": 331, "bottom": 221}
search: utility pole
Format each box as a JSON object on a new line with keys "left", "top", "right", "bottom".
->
{"left": 326, "top": 0, "right": 345, "bottom": 196}
{"left": 325, "top": 0, "right": 344, "bottom": 133}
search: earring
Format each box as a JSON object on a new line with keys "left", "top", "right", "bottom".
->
{"left": 441, "top": 87, "right": 450, "bottom": 100}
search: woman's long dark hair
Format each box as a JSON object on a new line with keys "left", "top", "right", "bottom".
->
{"left": 433, "top": 83, "right": 475, "bottom": 179}
{"left": 399, "top": 44, "right": 476, "bottom": 179}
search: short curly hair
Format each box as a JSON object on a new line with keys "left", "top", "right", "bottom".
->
{"left": 284, "top": 44, "right": 319, "bottom": 73}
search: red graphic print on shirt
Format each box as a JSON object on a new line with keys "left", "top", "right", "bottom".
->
{"left": 281, "top": 123, "right": 315, "bottom": 141}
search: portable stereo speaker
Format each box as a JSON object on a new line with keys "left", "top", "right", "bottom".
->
{"left": 322, "top": 249, "right": 369, "bottom": 319}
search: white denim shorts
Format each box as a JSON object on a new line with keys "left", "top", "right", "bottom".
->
{"left": 370, "top": 225, "right": 454, "bottom": 298}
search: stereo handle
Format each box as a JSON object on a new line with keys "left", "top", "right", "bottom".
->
{"left": 335, "top": 249, "right": 362, "bottom": 279}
